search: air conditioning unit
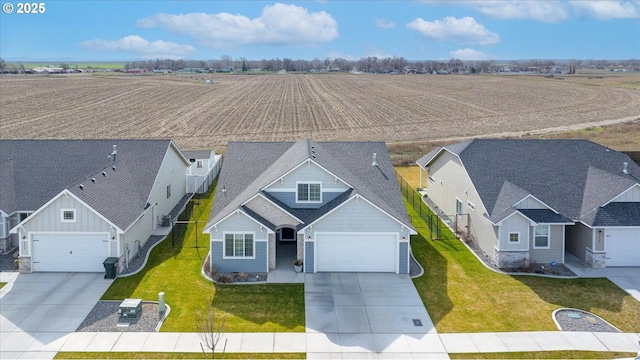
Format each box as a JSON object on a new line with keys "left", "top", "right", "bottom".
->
{"left": 161, "top": 215, "right": 171, "bottom": 227}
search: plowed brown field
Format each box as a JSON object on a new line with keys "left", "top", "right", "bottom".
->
{"left": 1, "top": 73, "right": 638, "bottom": 150}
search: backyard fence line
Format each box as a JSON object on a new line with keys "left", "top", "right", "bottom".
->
{"left": 395, "top": 170, "right": 464, "bottom": 241}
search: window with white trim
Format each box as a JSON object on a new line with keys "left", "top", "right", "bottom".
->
{"left": 508, "top": 232, "right": 520, "bottom": 243}
{"left": 61, "top": 209, "right": 76, "bottom": 222}
{"left": 297, "top": 182, "right": 321, "bottom": 203}
{"left": 166, "top": 184, "right": 171, "bottom": 199}
{"left": 456, "top": 199, "right": 463, "bottom": 216}
{"left": 224, "top": 233, "right": 254, "bottom": 258}
{"left": 534, "top": 225, "right": 550, "bottom": 248}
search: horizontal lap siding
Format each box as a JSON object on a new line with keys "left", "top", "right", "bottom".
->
{"left": 530, "top": 225, "right": 565, "bottom": 264}
{"left": 210, "top": 241, "right": 267, "bottom": 273}
{"left": 566, "top": 223, "right": 594, "bottom": 263}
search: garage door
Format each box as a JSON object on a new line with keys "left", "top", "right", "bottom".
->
{"left": 32, "top": 233, "right": 109, "bottom": 272}
{"left": 316, "top": 233, "right": 397, "bottom": 272}
{"left": 606, "top": 228, "right": 640, "bottom": 267}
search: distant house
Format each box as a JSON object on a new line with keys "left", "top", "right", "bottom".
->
{"left": 1, "top": 139, "right": 190, "bottom": 273}
{"left": 183, "top": 150, "right": 222, "bottom": 194}
{"left": 417, "top": 139, "right": 640, "bottom": 269}
{"left": 203, "top": 139, "right": 416, "bottom": 274}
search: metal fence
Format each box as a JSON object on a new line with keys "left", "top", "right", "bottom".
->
{"left": 395, "top": 170, "right": 467, "bottom": 240}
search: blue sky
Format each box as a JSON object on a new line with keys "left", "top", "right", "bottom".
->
{"left": 1, "top": 1, "right": 639, "bottom": 61}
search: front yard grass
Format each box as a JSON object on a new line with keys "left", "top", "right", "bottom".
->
{"left": 0, "top": 282, "right": 6, "bottom": 289}
{"left": 101, "top": 182, "right": 305, "bottom": 333}
{"left": 55, "top": 352, "right": 305, "bottom": 359}
{"left": 406, "top": 201, "right": 640, "bottom": 333}
{"left": 450, "top": 351, "right": 638, "bottom": 359}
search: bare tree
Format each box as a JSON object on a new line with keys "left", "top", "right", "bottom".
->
{"left": 0, "top": 57, "right": 5, "bottom": 73}
{"left": 196, "top": 300, "right": 227, "bottom": 359}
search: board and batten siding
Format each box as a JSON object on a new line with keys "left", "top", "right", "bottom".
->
{"left": 121, "top": 205, "right": 155, "bottom": 258}
{"left": 514, "top": 197, "right": 548, "bottom": 209}
{"left": 209, "top": 210, "right": 270, "bottom": 273}
{"left": 20, "top": 195, "right": 111, "bottom": 234}
{"left": 529, "top": 224, "right": 565, "bottom": 264}
{"left": 566, "top": 223, "right": 595, "bottom": 263}
{"left": 264, "top": 160, "right": 350, "bottom": 209}
{"left": 398, "top": 241, "right": 409, "bottom": 274}
{"left": 610, "top": 185, "right": 640, "bottom": 202}
{"left": 304, "top": 241, "right": 314, "bottom": 273}
{"left": 426, "top": 151, "right": 497, "bottom": 257}
{"left": 498, "top": 214, "right": 531, "bottom": 251}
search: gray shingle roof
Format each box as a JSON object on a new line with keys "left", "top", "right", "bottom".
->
{"left": 0, "top": 139, "right": 175, "bottom": 230}
{"left": 182, "top": 150, "right": 213, "bottom": 160}
{"left": 205, "top": 139, "right": 413, "bottom": 232}
{"left": 419, "top": 139, "right": 640, "bottom": 226}
{"left": 518, "top": 209, "right": 573, "bottom": 224}
{"left": 593, "top": 202, "right": 640, "bottom": 227}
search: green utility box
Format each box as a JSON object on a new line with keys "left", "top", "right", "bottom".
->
{"left": 103, "top": 257, "right": 118, "bottom": 279}
{"left": 119, "top": 298, "right": 142, "bottom": 320}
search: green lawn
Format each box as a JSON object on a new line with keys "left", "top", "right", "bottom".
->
{"left": 407, "top": 201, "right": 640, "bottom": 333}
{"left": 101, "top": 183, "right": 305, "bottom": 332}
{"left": 55, "top": 352, "right": 305, "bottom": 359}
{"left": 0, "top": 282, "right": 6, "bottom": 289}
{"left": 450, "top": 351, "right": 637, "bottom": 359}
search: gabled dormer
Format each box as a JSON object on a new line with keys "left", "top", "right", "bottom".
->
{"left": 262, "top": 158, "right": 351, "bottom": 209}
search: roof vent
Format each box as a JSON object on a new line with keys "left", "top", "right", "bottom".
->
{"left": 102, "top": 171, "right": 107, "bottom": 176}
{"left": 112, "top": 145, "right": 117, "bottom": 162}
{"left": 623, "top": 162, "right": 629, "bottom": 175}
{"left": 372, "top": 153, "right": 378, "bottom": 166}
{"left": 79, "top": 184, "right": 84, "bottom": 190}
{"left": 91, "top": 178, "right": 96, "bottom": 183}
{"left": 112, "top": 166, "right": 116, "bottom": 171}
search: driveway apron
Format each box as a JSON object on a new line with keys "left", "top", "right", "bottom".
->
{"left": 305, "top": 272, "right": 448, "bottom": 357}
{"left": 0, "top": 272, "right": 112, "bottom": 360}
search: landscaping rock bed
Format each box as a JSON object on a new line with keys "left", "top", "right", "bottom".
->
{"left": 77, "top": 301, "right": 165, "bottom": 332}
{"left": 0, "top": 248, "right": 18, "bottom": 272}
{"left": 554, "top": 308, "right": 621, "bottom": 332}
{"left": 211, "top": 271, "right": 267, "bottom": 283}
{"left": 119, "top": 235, "right": 165, "bottom": 276}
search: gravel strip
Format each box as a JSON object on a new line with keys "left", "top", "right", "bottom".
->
{"left": 0, "top": 248, "right": 18, "bottom": 272}
{"left": 76, "top": 301, "right": 164, "bottom": 332}
{"left": 554, "top": 309, "right": 620, "bottom": 332}
{"left": 119, "top": 235, "right": 165, "bottom": 276}
{"left": 409, "top": 253, "right": 423, "bottom": 278}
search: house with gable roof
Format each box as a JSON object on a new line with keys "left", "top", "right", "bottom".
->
{"left": 203, "top": 139, "right": 416, "bottom": 274}
{"left": 0, "top": 139, "right": 190, "bottom": 273}
{"left": 416, "top": 139, "right": 640, "bottom": 269}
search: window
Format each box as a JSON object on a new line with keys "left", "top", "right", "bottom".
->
{"left": 428, "top": 176, "right": 436, "bottom": 184}
{"left": 166, "top": 184, "right": 171, "bottom": 199}
{"left": 224, "top": 233, "right": 254, "bottom": 258}
{"left": 534, "top": 225, "right": 550, "bottom": 248}
{"left": 508, "top": 232, "right": 520, "bottom": 243}
{"left": 456, "top": 199, "right": 463, "bottom": 216}
{"left": 297, "top": 182, "right": 321, "bottom": 202}
{"left": 196, "top": 160, "right": 203, "bottom": 168}
{"left": 467, "top": 201, "right": 476, "bottom": 212}
{"left": 61, "top": 209, "right": 76, "bottom": 222}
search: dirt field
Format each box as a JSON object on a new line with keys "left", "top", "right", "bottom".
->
{"left": 1, "top": 73, "right": 638, "bottom": 151}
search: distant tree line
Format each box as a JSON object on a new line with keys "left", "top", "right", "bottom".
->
{"left": 1, "top": 56, "right": 639, "bottom": 74}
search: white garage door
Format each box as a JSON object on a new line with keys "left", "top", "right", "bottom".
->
{"left": 606, "top": 228, "right": 640, "bottom": 267}
{"left": 316, "top": 233, "right": 397, "bottom": 272}
{"left": 32, "top": 233, "right": 109, "bottom": 272}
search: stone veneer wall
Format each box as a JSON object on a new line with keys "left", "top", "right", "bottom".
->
{"left": 494, "top": 251, "right": 530, "bottom": 269}
{"left": 586, "top": 249, "right": 606, "bottom": 269}
{"left": 268, "top": 234, "right": 276, "bottom": 270}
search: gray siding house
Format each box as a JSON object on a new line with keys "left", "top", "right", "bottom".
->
{"left": 203, "top": 139, "right": 416, "bottom": 274}
{"left": 0, "top": 139, "right": 190, "bottom": 273}
{"left": 417, "top": 139, "right": 640, "bottom": 269}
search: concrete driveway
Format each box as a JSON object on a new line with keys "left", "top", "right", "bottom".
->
{"left": 0, "top": 271, "right": 112, "bottom": 360}
{"left": 304, "top": 272, "right": 447, "bottom": 356}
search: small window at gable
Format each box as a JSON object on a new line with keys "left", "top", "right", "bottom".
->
{"left": 455, "top": 199, "right": 463, "bottom": 216}
{"left": 297, "top": 182, "right": 321, "bottom": 203}
{"left": 61, "top": 209, "right": 76, "bottom": 223}
{"left": 508, "top": 232, "right": 519, "bottom": 243}
{"left": 467, "top": 201, "right": 476, "bottom": 212}
{"left": 428, "top": 176, "right": 435, "bottom": 184}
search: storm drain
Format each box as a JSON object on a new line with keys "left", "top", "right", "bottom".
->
{"left": 413, "top": 319, "right": 423, "bottom": 327}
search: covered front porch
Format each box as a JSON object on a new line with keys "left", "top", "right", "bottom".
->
{"left": 267, "top": 237, "right": 305, "bottom": 283}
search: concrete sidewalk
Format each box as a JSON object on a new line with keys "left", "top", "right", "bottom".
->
{"left": 1, "top": 331, "right": 638, "bottom": 359}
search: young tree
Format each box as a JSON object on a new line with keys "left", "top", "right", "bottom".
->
{"left": 196, "top": 300, "right": 227, "bottom": 359}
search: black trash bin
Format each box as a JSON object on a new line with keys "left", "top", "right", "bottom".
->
{"left": 103, "top": 257, "right": 119, "bottom": 279}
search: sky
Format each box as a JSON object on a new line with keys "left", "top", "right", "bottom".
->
{"left": 1, "top": 0, "right": 639, "bottom": 62}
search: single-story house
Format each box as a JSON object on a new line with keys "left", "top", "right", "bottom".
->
{"left": 203, "top": 139, "right": 416, "bottom": 274}
{"left": 183, "top": 150, "right": 222, "bottom": 194}
{"left": 416, "top": 139, "right": 640, "bottom": 269}
{"left": 1, "top": 139, "right": 190, "bottom": 273}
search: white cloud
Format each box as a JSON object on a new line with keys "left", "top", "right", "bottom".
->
{"left": 569, "top": 1, "right": 640, "bottom": 20}
{"left": 449, "top": 48, "right": 494, "bottom": 60}
{"left": 375, "top": 19, "right": 396, "bottom": 29}
{"left": 137, "top": 3, "right": 338, "bottom": 48}
{"left": 79, "top": 35, "right": 194, "bottom": 59}
{"left": 406, "top": 16, "right": 500, "bottom": 46}
{"left": 420, "top": 1, "right": 569, "bottom": 23}
{"left": 326, "top": 51, "right": 357, "bottom": 61}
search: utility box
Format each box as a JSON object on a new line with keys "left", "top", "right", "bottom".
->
{"left": 103, "top": 257, "right": 119, "bottom": 279}
{"left": 162, "top": 215, "right": 171, "bottom": 227}
{"left": 119, "top": 298, "right": 142, "bottom": 320}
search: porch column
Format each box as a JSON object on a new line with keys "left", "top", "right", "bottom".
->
{"left": 268, "top": 233, "right": 276, "bottom": 270}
